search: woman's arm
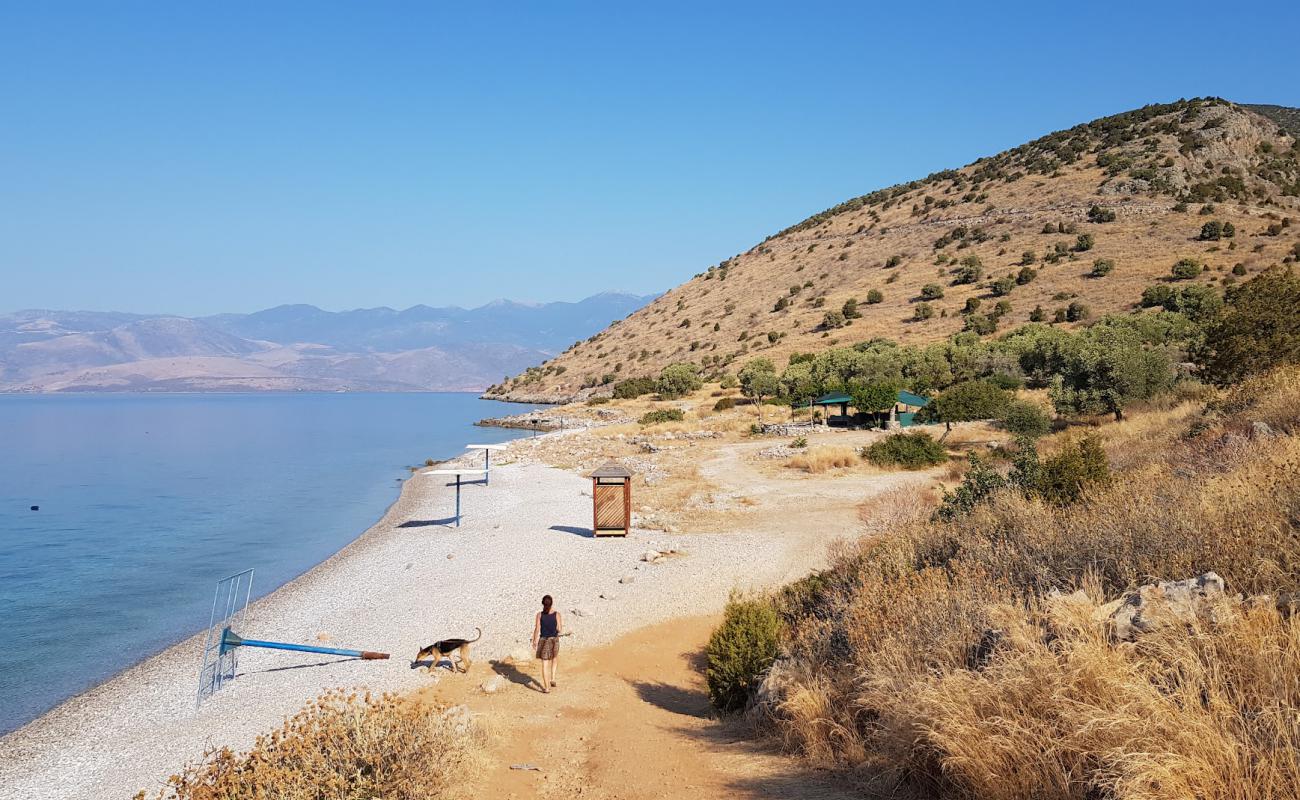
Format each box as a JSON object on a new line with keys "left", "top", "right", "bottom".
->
{"left": 555, "top": 611, "right": 564, "bottom": 636}
{"left": 531, "top": 612, "right": 541, "bottom": 647}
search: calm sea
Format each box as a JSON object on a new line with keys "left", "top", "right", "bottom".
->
{"left": 0, "top": 393, "right": 544, "bottom": 735}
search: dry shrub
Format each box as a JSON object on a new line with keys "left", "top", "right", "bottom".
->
{"left": 140, "top": 689, "right": 484, "bottom": 800}
{"left": 785, "top": 445, "right": 860, "bottom": 473}
{"left": 758, "top": 367, "right": 1300, "bottom": 798}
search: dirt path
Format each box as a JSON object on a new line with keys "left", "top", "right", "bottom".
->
{"left": 424, "top": 616, "right": 857, "bottom": 800}
{"left": 419, "top": 436, "right": 938, "bottom": 799}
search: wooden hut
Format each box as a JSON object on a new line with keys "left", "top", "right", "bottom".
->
{"left": 589, "top": 461, "right": 633, "bottom": 537}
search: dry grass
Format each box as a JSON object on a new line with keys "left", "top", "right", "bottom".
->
{"left": 784, "top": 446, "right": 861, "bottom": 473}
{"left": 499, "top": 104, "right": 1300, "bottom": 402}
{"left": 137, "top": 689, "right": 484, "bottom": 800}
{"left": 759, "top": 368, "right": 1300, "bottom": 799}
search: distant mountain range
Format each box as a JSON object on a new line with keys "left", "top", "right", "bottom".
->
{"left": 0, "top": 293, "right": 655, "bottom": 393}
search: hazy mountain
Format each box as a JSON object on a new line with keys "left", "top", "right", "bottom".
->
{"left": 0, "top": 293, "right": 655, "bottom": 392}
{"left": 488, "top": 98, "right": 1300, "bottom": 402}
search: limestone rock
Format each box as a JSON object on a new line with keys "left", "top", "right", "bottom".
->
{"left": 1102, "top": 572, "right": 1226, "bottom": 641}
{"left": 480, "top": 675, "right": 506, "bottom": 694}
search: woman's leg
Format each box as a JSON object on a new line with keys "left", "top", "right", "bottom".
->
{"left": 540, "top": 658, "right": 553, "bottom": 692}
{"left": 551, "top": 654, "right": 558, "bottom": 686}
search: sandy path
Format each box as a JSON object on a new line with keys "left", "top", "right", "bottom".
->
{"left": 0, "top": 434, "right": 925, "bottom": 799}
{"left": 427, "top": 615, "right": 859, "bottom": 800}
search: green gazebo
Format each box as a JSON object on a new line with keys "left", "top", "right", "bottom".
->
{"left": 812, "top": 390, "right": 930, "bottom": 428}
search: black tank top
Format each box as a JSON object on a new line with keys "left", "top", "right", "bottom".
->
{"left": 540, "top": 611, "right": 558, "bottom": 638}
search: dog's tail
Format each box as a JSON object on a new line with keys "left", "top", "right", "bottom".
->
{"left": 467, "top": 627, "right": 482, "bottom": 643}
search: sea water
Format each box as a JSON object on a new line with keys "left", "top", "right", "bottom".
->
{"left": 0, "top": 393, "right": 545, "bottom": 735}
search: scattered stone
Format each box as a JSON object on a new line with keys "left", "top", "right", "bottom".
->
{"left": 599, "top": 592, "right": 617, "bottom": 600}
{"left": 480, "top": 675, "right": 506, "bottom": 694}
{"left": 619, "top": 574, "right": 636, "bottom": 584}
{"left": 509, "top": 646, "right": 533, "bottom": 663}
{"left": 571, "top": 607, "right": 593, "bottom": 617}
{"left": 641, "top": 550, "right": 662, "bottom": 562}
{"left": 1102, "top": 571, "right": 1226, "bottom": 641}
{"left": 1252, "top": 421, "right": 1276, "bottom": 438}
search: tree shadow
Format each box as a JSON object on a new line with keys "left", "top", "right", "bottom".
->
{"left": 490, "top": 659, "right": 544, "bottom": 692}
{"left": 630, "top": 679, "right": 713, "bottom": 718}
{"left": 549, "top": 524, "right": 594, "bottom": 538}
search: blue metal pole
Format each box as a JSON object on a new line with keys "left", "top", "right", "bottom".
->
{"left": 484, "top": 448, "right": 490, "bottom": 486}
{"left": 221, "top": 628, "right": 388, "bottom": 659}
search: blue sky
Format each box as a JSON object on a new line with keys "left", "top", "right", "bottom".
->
{"left": 3, "top": 2, "right": 1297, "bottom": 316}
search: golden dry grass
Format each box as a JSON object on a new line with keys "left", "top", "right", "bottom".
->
{"left": 759, "top": 368, "right": 1300, "bottom": 799}
{"left": 784, "top": 446, "right": 861, "bottom": 473}
{"left": 499, "top": 103, "right": 1300, "bottom": 402}
{"left": 137, "top": 689, "right": 485, "bottom": 800}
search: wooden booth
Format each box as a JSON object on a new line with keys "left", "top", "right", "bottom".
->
{"left": 589, "top": 461, "right": 633, "bottom": 537}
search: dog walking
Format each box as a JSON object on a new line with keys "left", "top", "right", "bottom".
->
{"left": 531, "top": 595, "right": 563, "bottom": 693}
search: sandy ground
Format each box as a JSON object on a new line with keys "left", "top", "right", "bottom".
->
{"left": 427, "top": 615, "right": 860, "bottom": 800}
{"left": 0, "top": 429, "right": 931, "bottom": 800}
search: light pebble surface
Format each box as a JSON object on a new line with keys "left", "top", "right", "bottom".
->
{"left": 0, "top": 443, "right": 836, "bottom": 800}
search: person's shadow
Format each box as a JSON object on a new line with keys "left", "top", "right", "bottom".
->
{"left": 490, "top": 659, "right": 545, "bottom": 692}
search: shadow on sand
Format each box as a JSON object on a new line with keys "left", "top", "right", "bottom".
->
{"left": 398, "top": 517, "right": 460, "bottom": 528}
{"left": 490, "top": 659, "right": 545, "bottom": 692}
{"left": 548, "top": 524, "right": 594, "bottom": 538}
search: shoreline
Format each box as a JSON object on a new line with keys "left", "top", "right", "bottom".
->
{"left": 0, "top": 422, "right": 921, "bottom": 800}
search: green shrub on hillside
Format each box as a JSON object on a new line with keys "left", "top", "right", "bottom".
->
{"left": 920, "top": 283, "right": 945, "bottom": 300}
{"left": 638, "top": 408, "right": 685, "bottom": 425}
{"left": 656, "top": 363, "right": 702, "bottom": 399}
{"left": 706, "top": 595, "right": 783, "bottom": 713}
{"left": 999, "top": 399, "right": 1052, "bottom": 439}
{"left": 864, "top": 431, "right": 948, "bottom": 469}
{"left": 1171, "top": 257, "right": 1204, "bottom": 279}
{"left": 913, "top": 302, "right": 935, "bottom": 321}
{"left": 613, "top": 376, "right": 657, "bottom": 399}
{"left": 1091, "top": 258, "right": 1115, "bottom": 277}
{"left": 928, "top": 379, "right": 1012, "bottom": 425}
{"left": 1197, "top": 267, "right": 1300, "bottom": 384}
{"left": 866, "top": 289, "right": 884, "bottom": 304}
{"left": 712, "top": 396, "right": 736, "bottom": 411}
{"left": 1087, "top": 205, "right": 1116, "bottom": 223}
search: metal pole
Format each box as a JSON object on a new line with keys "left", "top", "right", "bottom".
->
{"left": 222, "top": 628, "right": 388, "bottom": 660}
{"left": 455, "top": 474, "right": 462, "bottom": 526}
{"left": 484, "top": 448, "right": 490, "bottom": 486}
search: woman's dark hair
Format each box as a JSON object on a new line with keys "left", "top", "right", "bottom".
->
{"left": 542, "top": 594, "right": 553, "bottom": 613}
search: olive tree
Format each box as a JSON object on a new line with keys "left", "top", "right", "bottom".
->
{"left": 656, "top": 363, "right": 702, "bottom": 399}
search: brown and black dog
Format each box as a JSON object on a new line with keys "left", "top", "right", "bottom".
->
{"left": 414, "top": 628, "right": 481, "bottom": 673}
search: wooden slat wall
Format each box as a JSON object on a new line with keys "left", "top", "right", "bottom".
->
{"left": 594, "top": 484, "right": 625, "bottom": 529}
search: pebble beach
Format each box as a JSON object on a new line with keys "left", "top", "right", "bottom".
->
{"left": 0, "top": 431, "right": 852, "bottom": 800}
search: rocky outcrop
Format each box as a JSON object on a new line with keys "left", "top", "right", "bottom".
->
{"left": 1100, "top": 572, "right": 1226, "bottom": 642}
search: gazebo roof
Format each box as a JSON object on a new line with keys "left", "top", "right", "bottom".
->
{"left": 813, "top": 392, "right": 853, "bottom": 405}
{"left": 897, "top": 389, "right": 930, "bottom": 408}
{"left": 589, "top": 461, "right": 633, "bottom": 479}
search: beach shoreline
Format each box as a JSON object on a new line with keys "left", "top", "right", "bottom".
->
{"left": 0, "top": 423, "right": 924, "bottom": 800}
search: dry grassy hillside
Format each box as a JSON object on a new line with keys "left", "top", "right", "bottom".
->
{"left": 489, "top": 98, "right": 1300, "bottom": 402}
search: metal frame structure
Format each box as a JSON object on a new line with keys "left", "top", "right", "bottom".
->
{"left": 195, "top": 568, "right": 254, "bottom": 707}
{"left": 422, "top": 468, "right": 487, "bottom": 526}
{"left": 464, "top": 443, "right": 507, "bottom": 485}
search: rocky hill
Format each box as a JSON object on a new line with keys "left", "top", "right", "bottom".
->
{"left": 0, "top": 293, "right": 653, "bottom": 392}
{"left": 488, "top": 98, "right": 1300, "bottom": 403}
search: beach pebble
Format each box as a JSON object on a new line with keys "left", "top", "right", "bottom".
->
{"left": 480, "top": 675, "right": 506, "bottom": 694}
{"left": 641, "top": 550, "right": 662, "bottom": 562}
{"left": 599, "top": 592, "right": 616, "bottom": 600}
{"left": 619, "top": 574, "right": 636, "bottom": 584}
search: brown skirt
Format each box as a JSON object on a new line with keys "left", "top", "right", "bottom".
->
{"left": 536, "top": 636, "right": 559, "bottom": 660}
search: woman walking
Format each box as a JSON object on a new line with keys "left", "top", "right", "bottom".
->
{"left": 531, "top": 594, "right": 563, "bottom": 693}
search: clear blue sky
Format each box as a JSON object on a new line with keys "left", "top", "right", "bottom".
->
{"left": 3, "top": 1, "right": 1297, "bottom": 316}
